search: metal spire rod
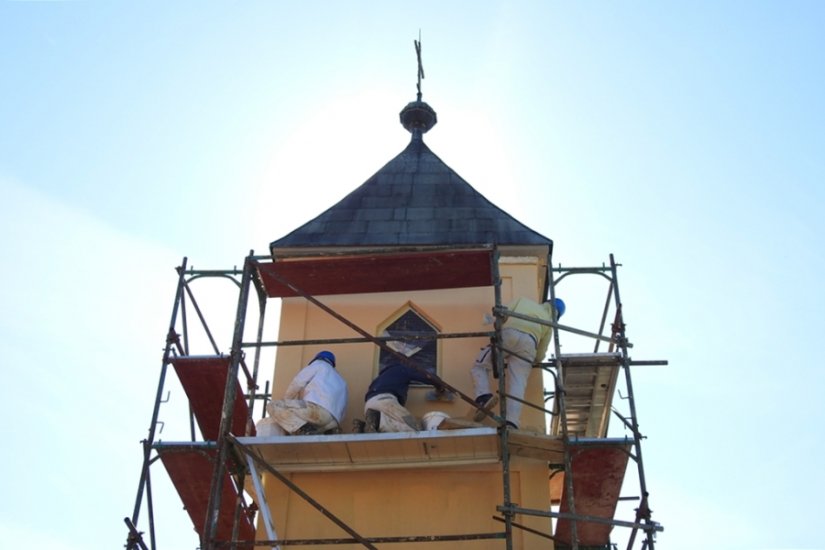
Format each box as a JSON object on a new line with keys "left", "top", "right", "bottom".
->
{"left": 415, "top": 31, "right": 424, "bottom": 101}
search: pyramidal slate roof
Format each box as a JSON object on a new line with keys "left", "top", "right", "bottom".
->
{"left": 270, "top": 100, "right": 552, "bottom": 252}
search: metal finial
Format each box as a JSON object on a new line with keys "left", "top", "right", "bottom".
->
{"left": 400, "top": 31, "right": 437, "bottom": 136}
{"left": 415, "top": 32, "right": 424, "bottom": 101}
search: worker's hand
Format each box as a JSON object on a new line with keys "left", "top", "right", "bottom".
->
{"left": 426, "top": 388, "right": 455, "bottom": 402}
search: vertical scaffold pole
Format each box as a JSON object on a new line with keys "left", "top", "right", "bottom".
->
{"left": 548, "top": 259, "right": 579, "bottom": 549}
{"left": 129, "top": 257, "right": 188, "bottom": 542}
{"left": 609, "top": 254, "right": 655, "bottom": 550}
{"left": 247, "top": 281, "right": 268, "bottom": 430}
{"left": 490, "top": 247, "right": 513, "bottom": 550}
{"left": 203, "top": 252, "right": 255, "bottom": 549}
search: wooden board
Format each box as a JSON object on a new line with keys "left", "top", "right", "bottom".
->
{"left": 236, "top": 427, "right": 501, "bottom": 472}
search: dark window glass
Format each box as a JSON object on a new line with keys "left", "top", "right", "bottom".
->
{"left": 379, "top": 309, "right": 438, "bottom": 383}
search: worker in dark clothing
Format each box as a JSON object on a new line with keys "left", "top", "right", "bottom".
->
{"left": 363, "top": 362, "right": 445, "bottom": 432}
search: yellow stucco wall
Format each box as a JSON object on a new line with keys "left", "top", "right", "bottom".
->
{"left": 259, "top": 254, "right": 554, "bottom": 549}
{"left": 263, "top": 460, "right": 552, "bottom": 550}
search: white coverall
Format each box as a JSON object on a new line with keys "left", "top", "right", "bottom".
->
{"left": 259, "top": 358, "right": 348, "bottom": 435}
{"left": 471, "top": 297, "right": 555, "bottom": 428}
{"left": 363, "top": 393, "right": 421, "bottom": 432}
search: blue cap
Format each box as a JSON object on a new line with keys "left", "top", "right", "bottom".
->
{"left": 554, "top": 298, "right": 566, "bottom": 319}
{"left": 313, "top": 350, "right": 336, "bottom": 367}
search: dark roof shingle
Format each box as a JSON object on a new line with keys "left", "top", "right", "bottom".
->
{"left": 270, "top": 136, "right": 552, "bottom": 251}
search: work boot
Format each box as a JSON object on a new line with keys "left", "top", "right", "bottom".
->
{"left": 365, "top": 409, "right": 380, "bottom": 433}
{"left": 473, "top": 394, "right": 498, "bottom": 422}
{"left": 295, "top": 422, "right": 322, "bottom": 435}
{"left": 402, "top": 414, "right": 423, "bottom": 431}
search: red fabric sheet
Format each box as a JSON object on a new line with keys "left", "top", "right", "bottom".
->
{"left": 554, "top": 444, "right": 630, "bottom": 545}
{"left": 171, "top": 355, "right": 255, "bottom": 441}
{"left": 158, "top": 448, "right": 256, "bottom": 546}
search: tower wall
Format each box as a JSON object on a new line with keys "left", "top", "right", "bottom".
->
{"left": 259, "top": 254, "right": 554, "bottom": 549}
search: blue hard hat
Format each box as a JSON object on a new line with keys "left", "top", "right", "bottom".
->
{"left": 554, "top": 298, "right": 566, "bottom": 319}
{"left": 313, "top": 350, "right": 336, "bottom": 367}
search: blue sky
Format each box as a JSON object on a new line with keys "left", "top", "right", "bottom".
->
{"left": 1, "top": 3, "right": 824, "bottom": 549}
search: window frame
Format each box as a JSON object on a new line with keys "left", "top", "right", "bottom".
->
{"left": 374, "top": 302, "right": 442, "bottom": 384}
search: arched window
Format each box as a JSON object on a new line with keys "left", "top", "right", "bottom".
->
{"left": 378, "top": 305, "right": 439, "bottom": 382}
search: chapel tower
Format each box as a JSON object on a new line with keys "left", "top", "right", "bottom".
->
{"left": 124, "top": 43, "right": 664, "bottom": 550}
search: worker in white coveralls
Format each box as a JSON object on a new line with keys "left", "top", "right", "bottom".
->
{"left": 257, "top": 351, "right": 348, "bottom": 436}
{"left": 363, "top": 361, "right": 448, "bottom": 433}
{"left": 471, "top": 297, "right": 565, "bottom": 429}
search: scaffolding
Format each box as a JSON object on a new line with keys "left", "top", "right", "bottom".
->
{"left": 125, "top": 247, "right": 665, "bottom": 550}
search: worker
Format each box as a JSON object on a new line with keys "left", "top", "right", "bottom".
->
{"left": 362, "top": 361, "right": 447, "bottom": 433}
{"left": 258, "top": 350, "right": 348, "bottom": 436}
{"left": 471, "top": 297, "right": 565, "bottom": 429}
